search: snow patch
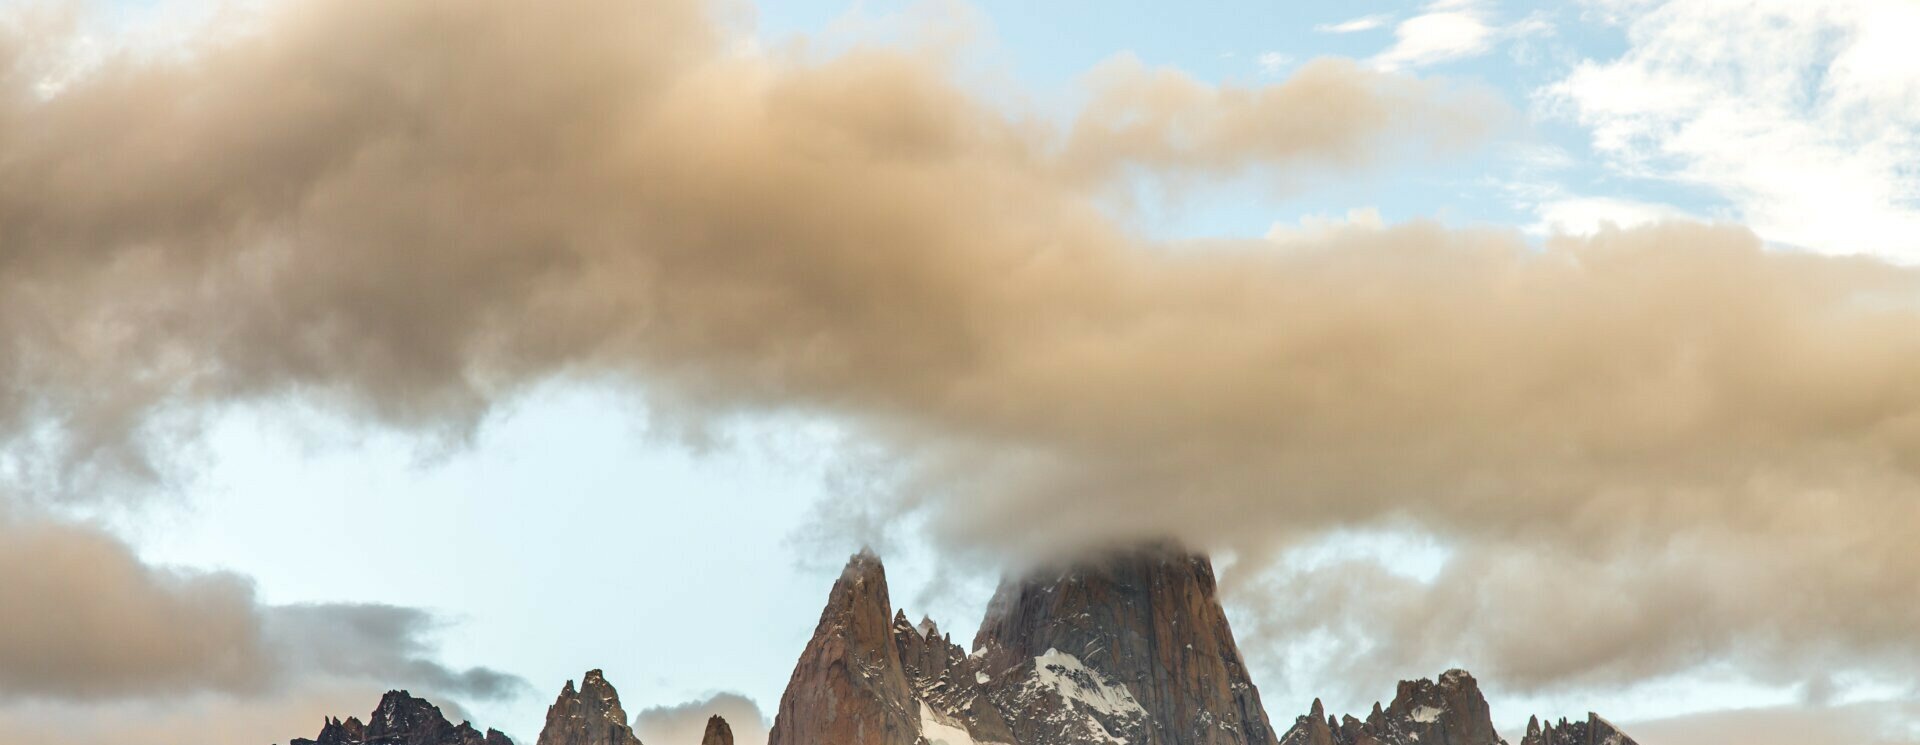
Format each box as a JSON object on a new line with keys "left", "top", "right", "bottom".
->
{"left": 1031, "top": 649, "right": 1147, "bottom": 719}
{"left": 921, "top": 702, "right": 1004, "bottom": 745}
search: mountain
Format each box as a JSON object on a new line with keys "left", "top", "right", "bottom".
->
{"left": 769, "top": 543, "right": 1279, "bottom": 745}
{"left": 971, "top": 543, "right": 1279, "bottom": 745}
{"left": 277, "top": 543, "right": 1644, "bottom": 745}
{"left": 766, "top": 549, "right": 926, "bottom": 745}
{"left": 285, "top": 690, "right": 512, "bottom": 745}
{"left": 1520, "top": 714, "right": 1638, "bottom": 745}
{"left": 537, "top": 669, "right": 645, "bottom": 745}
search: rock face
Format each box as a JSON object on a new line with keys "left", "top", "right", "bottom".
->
{"left": 702, "top": 716, "right": 736, "bottom": 745}
{"left": 1519, "top": 714, "right": 1638, "bottom": 745}
{"left": 972, "top": 543, "right": 1280, "bottom": 745}
{"left": 771, "top": 543, "right": 1278, "bottom": 745}
{"left": 767, "top": 549, "right": 925, "bottom": 745}
{"left": 287, "top": 690, "right": 512, "bottom": 745}
{"left": 537, "top": 669, "right": 645, "bottom": 745}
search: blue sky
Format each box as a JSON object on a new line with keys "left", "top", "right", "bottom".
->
{"left": 14, "top": 0, "right": 1920, "bottom": 743}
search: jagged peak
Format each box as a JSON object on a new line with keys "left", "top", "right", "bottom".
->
{"left": 701, "top": 715, "right": 734, "bottom": 745}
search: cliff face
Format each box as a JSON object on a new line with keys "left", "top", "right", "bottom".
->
{"left": 537, "top": 669, "right": 644, "bottom": 745}
{"left": 286, "top": 690, "right": 512, "bottom": 745}
{"left": 766, "top": 550, "right": 924, "bottom": 745}
{"left": 972, "top": 543, "right": 1280, "bottom": 745}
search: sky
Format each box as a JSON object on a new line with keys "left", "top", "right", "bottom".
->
{"left": 3, "top": 0, "right": 1920, "bottom": 744}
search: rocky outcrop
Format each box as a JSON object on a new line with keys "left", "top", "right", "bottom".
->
{"left": 1278, "top": 671, "right": 1643, "bottom": 745}
{"left": 767, "top": 549, "right": 923, "bottom": 745}
{"left": 972, "top": 542, "right": 1280, "bottom": 745}
{"left": 537, "top": 669, "right": 644, "bottom": 745}
{"left": 892, "top": 609, "right": 1020, "bottom": 745}
{"left": 702, "top": 716, "right": 735, "bottom": 745}
{"left": 287, "top": 690, "right": 512, "bottom": 745}
{"left": 1279, "top": 670, "right": 1503, "bottom": 745}
{"left": 1519, "top": 714, "right": 1637, "bottom": 745}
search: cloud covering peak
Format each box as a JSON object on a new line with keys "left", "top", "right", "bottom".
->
{"left": 1, "top": 0, "right": 1918, "bottom": 716}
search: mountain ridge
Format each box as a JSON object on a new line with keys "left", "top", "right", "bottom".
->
{"left": 276, "top": 545, "right": 1641, "bottom": 745}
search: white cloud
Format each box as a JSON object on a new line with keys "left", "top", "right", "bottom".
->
{"left": 1546, "top": 0, "right": 1920, "bottom": 260}
{"left": 1370, "top": 1, "right": 1552, "bottom": 71}
{"left": 1315, "top": 14, "right": 1393, "bottom": 34}
{"left": 1530, "top": 195, "right": 1697, "bottom": 236}
{"left": 1373, "top": 5, "right": 1494, "bottom": 69}
{"left": 1257, "top": 51, "right": 1292, "bottom": 76}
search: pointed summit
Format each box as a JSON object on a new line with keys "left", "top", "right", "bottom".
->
{"left": 767, "top": 550, "right": 919, "bottom": 745}
{"left": 538, "top": 669, "right": 643, "bottom": 745}
{"left": 701, "top": 716, "right": 735, "bottom": 745}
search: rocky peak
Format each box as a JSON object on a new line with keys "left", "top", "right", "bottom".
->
{"left": 701, "top": 716, "right": 735, "bottom": 745}
{"left": 1519, "top": 713, "right": 1637, "bottom": 745}
{"left": 537, "top": 669, "right": 643, "bottom": 745}
{"left": 767, "top": 550, "right": 920, "bottom": 745}
{"left": 1280, "top": 670, "right": 1503, "bottom": 745}
{"left": 971, "top": 542, "right": 1280, "bottom": 745}
{"left": 287, "top": 690, "right": 509, "bottom": 745}
{"left": 1278, "top": 671, "right": 1641, "bottom": 745}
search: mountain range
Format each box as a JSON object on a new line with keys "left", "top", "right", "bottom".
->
{"left": 279, "top": 544, "right": 1640, "bottom": 745}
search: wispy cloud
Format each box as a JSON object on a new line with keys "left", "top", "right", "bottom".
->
{"left": 1315, "top": 13, "right": 1393, "bottom": 34}
{"left": 1370, "top": 0, "right": 1552, "bottom": 70}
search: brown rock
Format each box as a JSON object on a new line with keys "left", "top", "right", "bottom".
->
{"left": 537, "top": 669, "right": 644, "bottom": 745}
{"left": 1519, "top": 713, "right": 1639, "bottom": 745}
{"left": 701, "top": 716, "right": 735, "bottom": 745}
{"left": 767, "top": 549, "right": 922, "bottom": 745}
{"left": 972, "top": 541, "right": 1280, "bottom": 745}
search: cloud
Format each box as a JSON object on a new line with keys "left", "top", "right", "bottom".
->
{"left": 1627, "top": 699, "right": 1920, "bottom": 745}
{"left": 1257, "top": 51, "right": 1292, "bottom": 76}
{"left": 1316, "top": 14, "right": 1393, "bottom": 34}
{"left": 1528, "top": 195, "right": 1697, "bottom": 236}
{"left": 0, "top": 515, "right": 263, "bottom": 699}
{"left": 0, "top": 685, "right": 391, "bottom": 745}
{"left": 0, "top": 511, "right": 524, "bottom": 742}
{"left": 0, "top": 0, "right": 1500, "bottom": 503}
{"left": 1545, "top": 0, "right": 1920, "bottom": 258}
{"left": 2, "top": 0, "right": 1920, "bottom": 713}
{"left": 1372, "top": 3, "right": 1496, "bottom": 69}
{"left": 633, "top": 692, "right": 770, "bottom": 745}
{"left": 1370, "top": 1, "right": 1552, "bottom": 71}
